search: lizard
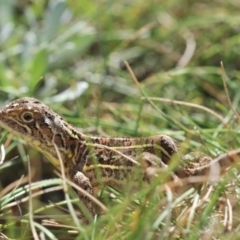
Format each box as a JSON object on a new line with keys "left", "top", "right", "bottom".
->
{"left": 0, "top": 97, "right": 240, "bottom": 217}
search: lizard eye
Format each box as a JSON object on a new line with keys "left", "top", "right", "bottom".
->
{"left": 21, "top": 112, "right": 34, "bottom": 122}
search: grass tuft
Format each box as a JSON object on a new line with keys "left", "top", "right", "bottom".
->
{"left": 1, "top": 0, "right": 240, "bottom": 239}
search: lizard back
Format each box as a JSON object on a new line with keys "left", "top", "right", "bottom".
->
{"left": 0, "top": 97, "right": 177, "bottom": 187}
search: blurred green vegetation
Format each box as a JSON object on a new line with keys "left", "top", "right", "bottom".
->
{"left": 1, "top": 0, "right": 240, "bottom": 239}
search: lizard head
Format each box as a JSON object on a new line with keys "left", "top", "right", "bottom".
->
{"left": 0, "top": 97, "right": 60, "bottom": 142}
{"left": 0, "top": 97, "right": 83, "bottom": 168}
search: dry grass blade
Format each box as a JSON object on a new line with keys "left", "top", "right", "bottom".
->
{"left": 28, "top": 157, "right": 40, "bottom": 240}
{"left": 141, "top": 97, "right": 227, "bottom": 126}
{"left": 52, "top": 141, "right": 86, "bottom": 230}
{"left": 220, "top": 61, "right": 240, "bottom": 120}
{"left": 225, "top": 197, "right": 233, "bottom": 231}
{"left": 0, "top": 174, "right": 29, "bottom": 198}
{"left": 55, "top": 171, "right": 108, "bottom": 213}
{"left": 0, "top": 144, "right": 5, "bottom": 164}
{"left": 86, "top": 142, "right": 140, "bottom": 166}
{"left": 177, "top": 185, "right": 214, "bottom": 228}
{"left": 1, "top": 186, "right": 63, "bottom": 210}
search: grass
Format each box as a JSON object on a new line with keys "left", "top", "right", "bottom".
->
{"left": 1, "top": 0, "right": 240, "bottom": 239}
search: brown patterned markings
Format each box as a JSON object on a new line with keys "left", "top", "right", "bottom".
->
{"left": 41, "top": 123, "right": 55, "bottom": 139}
{"left": 99, "top": 137, "right": 110, "bottom": 146}
{"left": 0, "top": 97, "right": 182, "bottom": 201}
{"left": 84, "top": 135, "right": 178, "bottom": 170}
{"left": 90, "top": 136, "right": 137, "bottom": 148}
{"left": 53, "top": 134, "right": 64, "bottom": 148}
{"left": 83, "top": 163, "right": 136, "bottom": 187}
{"left": 122, "top": 140, "right": 131, "bottom": 147}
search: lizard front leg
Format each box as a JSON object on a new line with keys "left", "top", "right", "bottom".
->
{"left": 69, "top": 169, "right": 95, "bottom": 216}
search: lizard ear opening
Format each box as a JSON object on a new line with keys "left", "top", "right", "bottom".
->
{"left": 21, "top": 111, "right": 34, "bottom": 123}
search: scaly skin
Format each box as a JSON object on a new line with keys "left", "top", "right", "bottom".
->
{"left": 0, "top": 97, "right": 240, "bottom": 216}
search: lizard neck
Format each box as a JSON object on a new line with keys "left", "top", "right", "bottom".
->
{"left": 30, "top": 118, "right": 89, "bottom": 171}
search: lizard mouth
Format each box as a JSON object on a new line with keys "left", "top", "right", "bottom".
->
{"left": 0, "top": 114, "right": 34, "bottom": 143}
